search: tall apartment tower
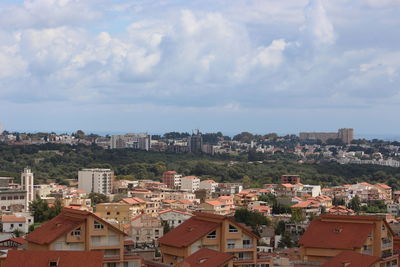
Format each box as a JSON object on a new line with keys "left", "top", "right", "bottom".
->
{"left": 21, "top": 167, "right": 34, "bottom": 211}
{"left": 188, "top": 130, "right": 203, "bottom": 153}
{"left": 78, "top": 168, "right": 114, "bottom": 195}
{"left": 338, "top": 128, "right": 354, "bottom": 144}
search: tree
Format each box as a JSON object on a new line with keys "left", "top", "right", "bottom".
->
{"left": 234, "top": 209, "right": 270, "bottom": 232}
{"left": 12, "top": 229, "right": 24, "bottom": 238}
{"left": 348, "top": 195, "right": 361, "bottom": 213}
{"left": 162, "top": 221, "right": 171, "bottom": 234}
{"left": 89, "top": 192, "right": 109, "bottom": 206}
{"left": 275, "top": 220, "right": 286, "bottom": 235}
{"left": 29, "top": 197, "right": 62, "bottom": 223}
{"left": 290, "top": 208, "right": 306, "bottom": 223}
{"left": 242, "top": 175, "right": 251, "bottom": 189}
{"left": 278, "top": 232, "right": 293, "bottom": 248}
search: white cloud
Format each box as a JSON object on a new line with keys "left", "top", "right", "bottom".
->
{"left": 0, "top": 0, "right": 399, "bottom": 134}
{"left": 303, "top": 0, "right": 336, "bottom": 46}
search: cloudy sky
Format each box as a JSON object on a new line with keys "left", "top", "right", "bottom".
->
{"left": 0, "top": 0, "right": 399, "bottom": 136}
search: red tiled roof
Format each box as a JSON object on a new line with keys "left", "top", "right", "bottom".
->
{"left": 26, "top": 208, "right": 126, "bottom": 245}
{"left": 121, "top": 197, "right": 146, "bottom": 205}
{"left": 183, "top": 176, "right": 198, "bottom": 179}
{"left": 299, "top": 218, "right": 373, "bottom": 249}
{"left": 376, "top": 183, "right": 391, "bottom": 189}
{"left": 9, "top": 237, "right": 27, "bottom": 244}
{"left": 204, "top": 200, "right": 222, "bottom": 206}
{"left": 1, "top": 215, "right": 26, "bottom": 223}
{"left": 25, "top": 214, "right": 84, "bottom": 245}
{"left": 175, "top": 248, "right": 234, "bottom": 267}
{"left": 4, "top": 250, "right": 104, "bottom": 267}
{"left": 321, "top": 251, "right": 380, "bottom": 267}
{"left": 158, "top": 217, "right": 219, "bottom": 247}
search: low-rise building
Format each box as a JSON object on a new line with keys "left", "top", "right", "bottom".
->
{"left": 299, "top": 214, "right": 398, "bottom": 266}
{"left": 158, "top": 212, "right": 272, "bottom": 266}
{"left": 25, "top": 208, "right": 141, "bottom": 266}
{"left": 1, "top": 214, "right": 34, "bottom": 234}
{"left": 158, "top": 209, "right": 192, "bottom": 229}
{"left": 130, "top": 214, "right": 163, "bottom": 245}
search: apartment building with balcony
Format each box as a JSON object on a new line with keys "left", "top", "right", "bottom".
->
{"left": 119, "top": 197, "right": 146, "bottom": 216}
{"left": 162, "top": 171, "right": 182, "bottom": 189}
{"left": 129, "top": 214, "right": 163, "bottom": 245}
{"left": 299, "top": 214, "right": 398, "bottom": 266}
{"left": 158, "top": 212, "right": 272, "bottom": 266}
{"left": 78, "top": 168, "right": 114, "bottom": 195}
{"left": 25, "top": 208, "right": 142, "bottom": 267}
{"left": 180, "top": 176, "right": 200, "bottom": 192}
{"left": 198, "top": 200, "right": 232, "bottom": 216}
{"left": 96, "top": 203, "right": 131, "bottom": 226}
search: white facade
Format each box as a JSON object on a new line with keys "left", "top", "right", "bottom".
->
{"left": 21, "top": 168, "right": 34, "bottom": 211}
{"left": 158, "top": 210, "right": 192, "bottom": 228}
{"left": 180, "top": 176, "right": 200, "bottom": 192}
{"left": 199, "top": 180, "right": 219, "bottom": 193}
{"left": 110, "top": 133, "right": 151, "bottom": 150}
{"left": 300, "top": 185, "right": 321, "bottom": 197}
{"left": 78, "top": 169, "right": 114, "bottom": 195}
{"left": 1, "top": 214, "right": 34, "bottom": 233}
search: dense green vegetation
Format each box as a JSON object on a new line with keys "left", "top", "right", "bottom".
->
{"left": 0, "top": 143, "right": 400, "bottom": 188}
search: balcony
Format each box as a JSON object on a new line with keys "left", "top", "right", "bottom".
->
{"left": 382, "top": 242, "right": 393, "bottom": 248}
{"left": 227, "top": 244, "right": 253, "bottom": 250}
{"left": 381, "top": 250, "right": 393, "bottom": 259}
{"left": 362, "top": 249, "right": 372, "bottom": 255}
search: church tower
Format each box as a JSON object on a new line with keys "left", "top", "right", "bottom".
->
{"left": 21, "top": 167, "right": 34, "bottom": 211}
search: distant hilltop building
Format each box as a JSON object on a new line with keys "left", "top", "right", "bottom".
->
{"left": 110, "top": 133, "right": 151, "bottom": 150}
{"left": 299, "top": 128, "right": 354, "bottom": 144}
{"left": 188, "top": 129, "right": 203, "bottom": 153}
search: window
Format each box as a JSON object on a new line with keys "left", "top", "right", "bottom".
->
{"left": 207, "top": 231, "right": 216, "bottom": 239}
{"left": 1, "top": 206, "right": 5, "bottom": 210}
{"left": 7, "top": 196, "right": 12, "bottom": 200}
{"left": 1, "top": 197, "right": 6, "bottom": 200}
{"left": 20, "top": 196, "right": 25, "bottom": 199}
{"left": 106, "top": 212, "right": 110, "bottom": 215}
{"left": 71, "top": 227, "right": 81, "bottom": 236}
{"left": 243, "top": 239, "right": 252, "bottom": 248}
{"left": 19, "top": 224, "right": 23, "bottom": 227}
{"left": 227, "top": 240, "right": 235, "bottom": 249}
{"left": 94, "top": 221, "right": 104, "bottom": 230}
{"left": 229, "top": 224, "right": 238, "bottom": 233}
{"left": 13, "top": 196, "right": 18, "bottom": 200}
{"left": 116, "top": 212, "right": 120, "bottom": 215}
{"left": 10, "top": 224, "right": 14, "bottom": 228}
{"left": 49, "top": 261, "right": 58, "bottom": 267}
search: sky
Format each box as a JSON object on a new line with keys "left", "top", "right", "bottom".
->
{"left": 0, "top": 0, "right": 400, "bottom": 136}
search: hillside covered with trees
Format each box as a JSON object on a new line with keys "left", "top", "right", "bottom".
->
{"left": 0, "top": 143, "right": 400, "bottom": 189}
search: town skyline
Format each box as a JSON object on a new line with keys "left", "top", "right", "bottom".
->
{"left": 1, "top": 0, "right": 400, "bottom": 135}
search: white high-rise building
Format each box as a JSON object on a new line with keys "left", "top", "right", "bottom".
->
{"left": 78, "top": 168, "right": 114, "bottom": 195}
{"left": 110, "top": 133, "right": 151, "bottom": 150}
{"left": 21, "top": 167, "right": 34, "bottom": 211}
{"left": 180, "top": 176, "right": 200, "bottom": 192}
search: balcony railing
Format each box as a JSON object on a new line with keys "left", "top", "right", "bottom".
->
{"left": 382, "top": 242, "right": 393, "bottom": 248}
{"left": 227, "top": 244, "right": 253, "bottom": 250}
{"left": 362, "top": 249, "right": 372, "bottom": 255}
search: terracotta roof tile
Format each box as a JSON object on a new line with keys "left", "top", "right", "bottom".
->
{"left": 299, "top": 218, "right": 373, "bottom": 249}
{"left": 25, "top": 214, "right": 84, "bottom": 245}
{"left": 175, "top": 248, "right": 234, "bottom": 267}
{"left": 158, "top": 217, "right": 219, "bottom": 247}
{"left": 4, "top": 250, "right": 104, "bottom": 267}
{"left": 321, "top": 251, "right": 380, "bottom": 267}
{"left": 1, "top": 215, "right": 26, "bottom": 223}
